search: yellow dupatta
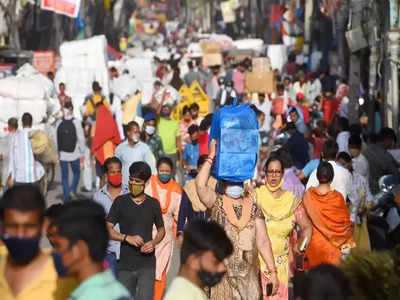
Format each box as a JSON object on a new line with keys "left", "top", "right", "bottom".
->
{"left": 255, "top": 185, "right": 301, "bottom": 279}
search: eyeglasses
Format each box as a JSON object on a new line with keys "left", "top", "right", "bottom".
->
{"left": 266, "top": 169, "right": 282, "bottom": 176}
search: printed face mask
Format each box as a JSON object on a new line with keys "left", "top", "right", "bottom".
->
{"left": 129, "top": 183, "right": 144, "bottom": 196}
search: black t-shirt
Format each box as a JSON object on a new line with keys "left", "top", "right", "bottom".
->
{"left": 107, "top": 193, "right": 164, "bottom": 271}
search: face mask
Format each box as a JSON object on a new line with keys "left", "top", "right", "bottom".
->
{"left": 63, "top": 108, "right": 70, "bottom": 116}
{"left": 108, "top": 173, "right": 122, "bottom": 187}
{"left": 129, "top": 183, "right": 144, "bottom": 197}
{"left": 52, "top": 251, "right": 69, "bottom": 277}
{"left": 2, "top": 234, "right": 40, "bottom": 264}
{"left": 192, "top": 114, "right": 198, "bottom": 119}
{"left": 226, "top": 87, "right": 232, "bottom": 92}
{"left": 131, "top": 134, "right": 140, "bottom": 143}
{"left": 198, "top": 269, "right": 225, "bottom": 287}
{"left": 191, "top": 139, "right": 198, "bottom": 145}
{"left": 225, "top": 185, "right": 244, "bottom": 199}
{"left": 160, "top": 111, "right": 171, "bottom": 118}
{"left": 145, "top": 126, "right": 156, "bottom": 136}
{"left": 158, "top": 173, "right": 172, "bottom": 183}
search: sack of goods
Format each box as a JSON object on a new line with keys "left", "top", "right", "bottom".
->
{"left": 209, "top": 99, "right": 259, "bottom": 182}
{"left": 30, "top": 130, "right": 58, "bottom": 164}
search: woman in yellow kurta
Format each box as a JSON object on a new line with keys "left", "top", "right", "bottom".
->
{"left": 256, "top": 156, "right": 312, "bottom": 300}
{"left": 144, "top": 157, "right": 182, "bottom": 300}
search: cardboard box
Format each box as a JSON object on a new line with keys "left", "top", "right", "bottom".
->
{"left": 252, "top": 57, "right": 271, "bottom": 73}
{"left": 202, "top": 53, "right": 223, "bottom": 67}
{"left": 244, "top": 71, "right": 275, "bottom": 94}
{"left": 200, "top": 41, "right": 221, "bottom": 54}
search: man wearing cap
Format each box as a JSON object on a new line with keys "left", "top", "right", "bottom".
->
{"left": 142, "top": 113, "right": 164, "bottom": 161}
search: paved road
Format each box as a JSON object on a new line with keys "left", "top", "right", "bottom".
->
{"left": 45, "top": 165, "right": 180, "bottom": 286}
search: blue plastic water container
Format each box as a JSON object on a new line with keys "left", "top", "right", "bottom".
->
{"left": 209, "top": 100, "right": 259, "bottom": 182}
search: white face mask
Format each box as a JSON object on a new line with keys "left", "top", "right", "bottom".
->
{"left": 131, "top": 134, "right": 140, "bottom": 143}
{"left": 225, "top": 185, "right": 244, "bottom": 199}
{"left": 145, "top": 125, "right": 156, "bottom": 136}
{"left": 63, "top": 108, "right": 70, "bottom": 116}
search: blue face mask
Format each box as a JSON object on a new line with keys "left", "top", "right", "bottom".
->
{"left": 2, "top": 234, "right": 40, "bottom": 264}
{"left": 159, "top": 173, "right": 172, "bottom": 183}
{"left": 225, "top": 184, "right": 244, "bottom": 199}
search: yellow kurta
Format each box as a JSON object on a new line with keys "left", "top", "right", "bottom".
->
{"left": 256, "top": 186, "right": 301, "bottom": 300}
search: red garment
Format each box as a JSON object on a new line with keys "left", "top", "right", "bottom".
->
{"left": 322, "top": 98, "right": 338, "bottom": 123}
{"left": 312, "top": 136, "right": 328, "bottom": 159}
{"left": 198, "top": 131, "right": 210, "bottom": 156}
{"left": 91, "top": 105, "right": 121, "bottom": 165}
{"left": 273, "top": 97, "right": 292, "bottom": 115}
{"left": 299, "top": 105, "right": 310, "bottom": 124}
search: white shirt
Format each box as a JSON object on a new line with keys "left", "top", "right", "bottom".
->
{"left": 254, "top": 99, "right": 272, "bottom": 133}
{"left": 115, "top": 140, "right": 156, "bottom": 186}
{"left": 9, "top": 129, "right": 45, "bottom": 183}
{"left": 306, "top": 79, "right": 322, "bottom": 102}
{"left": 306, "top": 161, "right": 354, "bottom": 206}
{"left": 352, "top": 153, "right": 369, "bottom": 179}
{"left": 340, "top": 96, "right": 349, "bottom": 119}
{"left": 336, "top": 131, "right": 350, "bottom": 154}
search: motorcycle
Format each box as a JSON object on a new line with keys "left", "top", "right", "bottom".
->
{"left": 368, "top": 175, "right": 400, "bottom": 250}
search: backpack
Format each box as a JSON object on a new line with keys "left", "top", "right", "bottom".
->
{"left": 57, "top": 118, "right": 77, "bottom": 153}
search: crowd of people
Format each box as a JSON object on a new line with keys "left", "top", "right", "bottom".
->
{"left": 0, "top": 52, "right": 400, "bottom": 300}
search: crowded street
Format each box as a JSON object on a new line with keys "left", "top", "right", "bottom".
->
{"left": 0, "top": 0, "right": 400, "bottom": 299}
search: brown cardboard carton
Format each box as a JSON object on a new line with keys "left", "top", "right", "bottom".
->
{"left": 202, "top": 53, "right": 223, "bottom": 67}
{"left": 244, "top": 71, "right": 275, "bottom": 94}
{"left": 200, "top": 41, "right": 221, "bottom": 54}
{"left": 252, "top": 57, "right": 271, "bottom": 73}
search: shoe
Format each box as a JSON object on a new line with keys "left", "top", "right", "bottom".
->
{"left": 81, "top": 187, "right": 92, "bottom": 193}
{"left": 70, "top": 191, "right": 79, "bottom": 200}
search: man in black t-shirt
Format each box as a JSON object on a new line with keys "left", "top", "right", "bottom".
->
{"left": 107, "top": 161, "right": 165, "bottom": 300}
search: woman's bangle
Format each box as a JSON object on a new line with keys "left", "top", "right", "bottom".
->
{"left": 123, "top": 234, "right": 127, "bottom": 243}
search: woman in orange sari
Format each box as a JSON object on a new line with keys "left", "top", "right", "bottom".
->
{"left": 144, "top": 157, "right": 182, "bottom": 300}
{"left": 303, "top": 162, "right": 356, "bottom": 267}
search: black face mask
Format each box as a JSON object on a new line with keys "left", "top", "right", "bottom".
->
{"left": 198, "top": 269, "right": 225, "bottom": 287}
{"left": 191, "top": 139, "right": 198, "bottom": 145}
{"left": 2, "top": 234, "right": 40, "bottom": 264}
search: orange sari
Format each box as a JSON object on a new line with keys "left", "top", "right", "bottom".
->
{"left": 303, "top": 187, "right": 355, "bottom": 267}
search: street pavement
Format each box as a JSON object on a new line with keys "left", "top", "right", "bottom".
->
{"left": 45, "top": 165, "right": 180, "bottom": 287}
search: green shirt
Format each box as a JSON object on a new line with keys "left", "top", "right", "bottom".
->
{"left": 69, "top": 270, "right": 131, "bottom": 300}
{"left": 157, "top": 118, "right": 180, "bottom": 155}
{"left": 164, "top": 277, "right": 207, "bottom": 300}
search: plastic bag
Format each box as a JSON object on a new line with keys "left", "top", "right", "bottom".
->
{"left": 209, "top": 99, "right": 259, "bottom": 182}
